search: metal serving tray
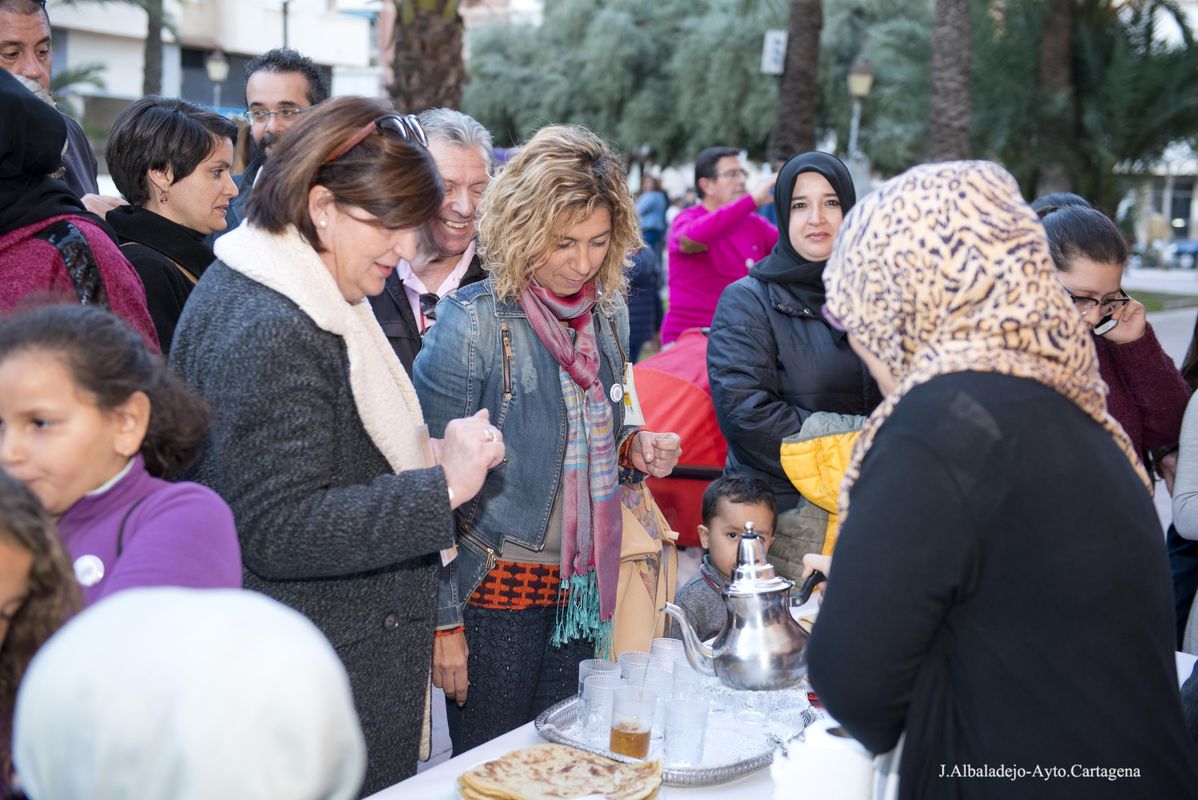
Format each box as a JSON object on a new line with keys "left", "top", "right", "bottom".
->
{"left": 534, "top": 685, "right": 821, "bottom": 787}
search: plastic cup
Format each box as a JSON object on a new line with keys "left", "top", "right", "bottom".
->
{"left": 582, "top": 674, "right": 625, "bottom": 747}
{"left": 665, "top": 698, "right": 709, "bottom": 765}
{"left": 618, "top": 650, "right": 651, "bottom": 678}
{"left": 609, "top": 686, "right": 657, "bottom": 759}
{"left": 578, "top": 658, "right": 620, "bottom": 696}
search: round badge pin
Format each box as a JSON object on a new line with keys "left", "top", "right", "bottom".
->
{"left": 74, "top": 554, "right": 105, "bottom": 587}
{"left": 610, "top": 383, "right": 625, "bottom": 403}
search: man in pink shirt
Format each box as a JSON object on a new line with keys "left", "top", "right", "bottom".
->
{"left": 661, "top": 147, "right": 777, "bottom": 344}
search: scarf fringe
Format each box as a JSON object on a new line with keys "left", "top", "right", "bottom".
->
{"left": 551, "top": 572, "right": 613, "bottom": 658}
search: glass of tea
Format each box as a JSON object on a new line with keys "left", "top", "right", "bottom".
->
{"left": 609, "top": 686, "right": 657, "bottom": 759}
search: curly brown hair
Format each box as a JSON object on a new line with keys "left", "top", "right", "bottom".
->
{"left": 478, "top": 125, "right": 642, "bottom": 313}
{"left": 0, "top": 472, "right": 80, "bottom": 783}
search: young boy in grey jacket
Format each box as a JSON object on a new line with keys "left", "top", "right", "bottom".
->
{"left": 669, "top": 476, "right": 777, "bottom": 641}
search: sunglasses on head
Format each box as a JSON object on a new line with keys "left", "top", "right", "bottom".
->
{"left": 322, "top": 114, "right": 427, "bottom": 165}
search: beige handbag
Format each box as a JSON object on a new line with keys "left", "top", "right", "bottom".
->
{"left": 610, "top": 482, "right": 678, "bottom": 658}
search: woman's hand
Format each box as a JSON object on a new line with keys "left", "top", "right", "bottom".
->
{"left": 433, "top": 631, "right": 470, "bottom": 705}
{"left": 439, "top": 409, "right": 505, "bottom": 508}
{"left": 628, "top": 431, "right": 682, "bottom": 478}
{"left": 1102, "top": 297, "right": 1147, "bottom": 344}
{"left": 801, "top": 553, "right": 832, "bottom": 599}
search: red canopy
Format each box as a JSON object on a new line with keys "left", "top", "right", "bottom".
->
{"left": 633, "top": 328, "right": 726, "bottom": 547}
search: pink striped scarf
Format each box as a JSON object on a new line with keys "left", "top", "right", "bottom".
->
{"left": 519, "top": 281, "right": 620, "bottom": 649}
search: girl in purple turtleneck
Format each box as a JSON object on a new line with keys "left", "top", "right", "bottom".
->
{"left": 0, "top": 304, "right": 241, "bottom": 606}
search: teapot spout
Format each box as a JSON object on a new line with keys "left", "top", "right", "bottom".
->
{"left": 662, "top": 602, "right": 716, "bottom": 677}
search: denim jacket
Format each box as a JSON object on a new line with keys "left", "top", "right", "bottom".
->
{"left": 413, "top": 277, "right": 644, "bottom": 629}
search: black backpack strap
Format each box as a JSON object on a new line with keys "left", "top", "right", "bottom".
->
{"left": 116, "top": 495, "right": 150, "bottom": 559}
{"left": 35, "top": 220, "right": 110, "bottom": 306}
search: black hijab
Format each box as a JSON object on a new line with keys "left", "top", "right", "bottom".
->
{"left": 749, "top": 151, "right": 855, "bottom": 311}
{"left": 0, "top": 69, "right": 86, "bottom": 237}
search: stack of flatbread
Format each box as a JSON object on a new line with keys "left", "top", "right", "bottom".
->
{"left": 457, "top": 744, "right": 662, "bottom": 800}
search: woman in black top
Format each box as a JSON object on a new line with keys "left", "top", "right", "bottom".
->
{"left": 708, "top": 152, "right": 880, "bottom": 579}
{"left": 808, "top": 160, "right": 1198, "bottom": 799}
{"left": 105, "top": 98, "right": 238, "bottom": 352}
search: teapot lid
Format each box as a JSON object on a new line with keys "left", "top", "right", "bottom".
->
{"left": 726, "top": 521, "right": 793, "bottom": 596}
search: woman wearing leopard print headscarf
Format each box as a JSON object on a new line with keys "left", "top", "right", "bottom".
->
{"left": 805, "top": 161, "right": 1198, "bottom": 800}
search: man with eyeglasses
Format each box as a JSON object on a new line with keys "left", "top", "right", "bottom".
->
{"left": 369, "top": 108, "right": 490, "bottom": 376}
{"left": 0, "top": 0, "right": 98, "bottom": 199}
{"left": 220, "top": 48, "right": 328, "bottom": 234}
{"left": 661, "top": 146, "right": 777, "bottom": 344}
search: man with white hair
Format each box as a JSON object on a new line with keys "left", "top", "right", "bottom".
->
{"left": 370, "top": 107, "right": 492, "bottom": 375}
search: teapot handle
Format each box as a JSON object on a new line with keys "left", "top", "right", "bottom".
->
{"left": 795, "top": 570, "right": 827, "bottom": 605}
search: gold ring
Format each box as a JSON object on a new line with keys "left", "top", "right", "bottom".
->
{"left": 485, "top": 428, "right": 498, "bottom": 443}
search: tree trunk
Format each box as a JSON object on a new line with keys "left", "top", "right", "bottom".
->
{"left": 1035, "top": 0, "right": 1074, "bottom": 196}
{"left": 390, "top": 0, "right": 465, "bottom": 113}
{"left": 928, "top": 0, "right": 971, "bottom": 161}
{"left": 767, "top": 0, "right": 822, "bottom": 164}
{"left": 142, "top": 0, "right": 163, "bottom": 96}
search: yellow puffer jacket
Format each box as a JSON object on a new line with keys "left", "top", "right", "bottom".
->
{"left": 779, "top": 412, "right": 865, "bottom": 555}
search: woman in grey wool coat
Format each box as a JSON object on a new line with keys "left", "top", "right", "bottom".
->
{"left": 170, "top": 97, "right": 504, "bottom": 796}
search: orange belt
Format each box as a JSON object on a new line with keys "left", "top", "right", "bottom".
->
{"left": 468, "top": 559, "right": 566, "bottom": 610}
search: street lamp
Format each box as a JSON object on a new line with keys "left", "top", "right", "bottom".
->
{"left": 846, "top": 58, "right": 874, "bottom": 161}
{"left": 205, "top": 49, "right": 229, "bottom": 112}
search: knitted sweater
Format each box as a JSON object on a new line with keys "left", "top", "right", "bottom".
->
{"left": 0, "top": 214, "right": 158, "bottom": 350}
{"left": 1094, "top": 323, "right": 1190, "bottom": 464}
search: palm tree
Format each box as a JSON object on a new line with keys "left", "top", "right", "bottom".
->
{"left": 50, "top": 61, "right": 107, "bottom": 138}
{"left": 1035, "top": 0, "right": 1074, "bottom": 195}
{"left": 928, "top": 0, "right": 971, "bottom": 160}
{"left": 389, "top": 0, "right": 466, "bottom": 113}
{"left": 58, "top": 0, "right": 169, "bottom": 95}
{"left": 768, "top": 0, "right": 823, "bottom": 162}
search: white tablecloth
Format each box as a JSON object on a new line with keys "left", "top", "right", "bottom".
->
{"left": 369, "top": 652, "right": 1198, "bottom": 799}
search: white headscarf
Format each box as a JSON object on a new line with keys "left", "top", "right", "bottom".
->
{"left": 13, "top": 588, "right": 366, "bottom": 800}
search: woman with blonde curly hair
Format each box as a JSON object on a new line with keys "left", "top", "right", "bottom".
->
{"left": 0, "top": 472, "right": 80, "bottom": 794}
{"left": 414, "top": 124, "right": 681, "bottom": 752}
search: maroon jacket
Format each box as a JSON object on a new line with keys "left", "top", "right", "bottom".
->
{"left": 0, "top": 214, "right": 158, "bottom": 351}
{"left": 1095, "top": 323, "right": 1190, "bottom": 465}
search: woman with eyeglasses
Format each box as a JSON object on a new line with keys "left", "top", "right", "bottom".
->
{"left": 169, "top": 97, "right": 504, "bottom": 793}
{"left": 413, "top": 125, "right": 681, "bottom": 754}
{"left": 103, "top": 97, "right": 239, "bottom": 353}
{"left": 1037, "top": 198, "right": 1190, "bottom": 476}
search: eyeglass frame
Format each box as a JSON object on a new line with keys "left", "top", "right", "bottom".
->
{"left": 1067, "top": 290, "right": 1132, "bottom": 316}
{"left": 242, "top": 106, "right": 314, "bottom": 125}
{"left": 713, "top": 168, "right": 750, "bottom": 180}
{"left": 322, "top": 114, "right": 428, "bottom": 165}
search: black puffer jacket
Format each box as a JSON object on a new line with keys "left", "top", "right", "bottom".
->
{"left": 708, "top": 276, "right": 881, "bottom": 510}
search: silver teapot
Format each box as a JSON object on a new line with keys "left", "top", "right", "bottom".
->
{"left": 662, "top": 522, "right": 817, "bottom": 691}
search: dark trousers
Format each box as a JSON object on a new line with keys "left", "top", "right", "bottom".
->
{"left": 445, "top": 603, "right": 595, "bottom": 754}
{"left": 1169, "top": 523, "right": 1198, "bottom": 647}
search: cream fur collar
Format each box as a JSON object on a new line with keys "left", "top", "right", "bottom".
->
{"left": 214, "top": 224, "right": 426, "bottom": 473}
